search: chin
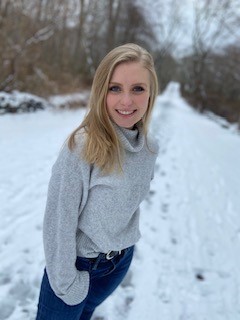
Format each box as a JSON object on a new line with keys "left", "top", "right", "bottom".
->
{"left": 118, "top": 122, "right": 135, "bottom": 129}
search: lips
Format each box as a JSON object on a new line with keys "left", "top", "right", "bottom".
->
{"left": 116, "top": 109, "right": 136, "bottom": 115}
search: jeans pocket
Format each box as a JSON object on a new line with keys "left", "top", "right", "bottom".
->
{"left": 75, "top": 256, "right": 92, "bottom": 272}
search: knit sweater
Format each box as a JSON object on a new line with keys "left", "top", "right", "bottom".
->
{"left": 43, "top": 122, "right": 159, "bottom": 306}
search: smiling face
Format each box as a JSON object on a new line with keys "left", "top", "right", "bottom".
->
{"left": 106, "top": 62, "right": 150, "bottom": 129}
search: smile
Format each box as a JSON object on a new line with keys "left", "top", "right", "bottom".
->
{"left": 116, "top": 110, "right": 136, "bottom": 115}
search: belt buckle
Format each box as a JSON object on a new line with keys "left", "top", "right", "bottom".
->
{"left": 106, "top": 250, "right": 121, "bottom": 260}
{"left": 106, "top": 251, "right": 115, "bottom": 260}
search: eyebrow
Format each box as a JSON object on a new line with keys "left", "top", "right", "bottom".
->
{"left": 109, "top": 82, "right": 148, "bottom": 87}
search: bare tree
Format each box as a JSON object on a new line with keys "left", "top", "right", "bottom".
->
{"left": 0, "top": 0, "right": 157, "bottom": 95}
{"left": 136, "top": 0, "right": 182, "bottom": 91}
{"left": 0, "top": 1, "right": 61, "bottom": 92}
{"left": 106, "top": 0, "right": 122, "bottom": 52}
{"left": 187, "top": 0, "right": 239, "bottom": 111}
{"left": 139, "top": 0, "right": 182, "bottom": 55}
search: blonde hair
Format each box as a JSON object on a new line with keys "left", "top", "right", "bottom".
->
{"left": 68, "top": 43, "right": 159, "bottom": 173}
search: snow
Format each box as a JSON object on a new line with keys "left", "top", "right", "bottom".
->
{"left": 48, "top": 91, "right": 89, "bottom": 109}
{"left": 0, "top": 91, "right": 50, "bottom": 114}
{"left": 1, "top": 83, "right": 240, "bottom": 320}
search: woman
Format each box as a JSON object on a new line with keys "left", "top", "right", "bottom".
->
{"left": 36, "top": 43, "right": 159, "bottom": 320}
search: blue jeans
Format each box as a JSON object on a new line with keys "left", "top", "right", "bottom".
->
{"left": 36, "top": 246, "right": 134, "bottom": 320}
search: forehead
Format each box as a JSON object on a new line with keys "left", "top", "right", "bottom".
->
{"left": 110, "top": 61, "right": 149, "bottom": 83}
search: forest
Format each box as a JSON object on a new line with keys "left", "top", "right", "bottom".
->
{"left": 0, "top": 0, "right": 239, "bottom": 126}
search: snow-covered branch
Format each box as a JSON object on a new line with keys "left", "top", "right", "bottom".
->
{"left": 25, "top": 25, "right": 55, "bottom": 46}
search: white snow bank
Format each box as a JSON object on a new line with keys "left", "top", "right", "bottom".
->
{"left": 0, "top": 91, "right": 50, "bottom": 114}
{"left": 48, "top": 91, "right": 90, "bottom": 109}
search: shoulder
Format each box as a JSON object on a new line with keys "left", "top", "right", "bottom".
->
{"left": 54, "top": 130, "right": 88, "bottom": 170}
{"left": 69, "top": 128, "right": 87, "bottom": 156}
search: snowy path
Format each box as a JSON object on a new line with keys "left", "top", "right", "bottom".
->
{"left": 123, "top": 86, "right": 240, "bottom": 320}
{"left": 0, "top": 84, "right": 240, "bottom": 320}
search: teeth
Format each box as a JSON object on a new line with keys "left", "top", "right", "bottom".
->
{"left": 117, "top": 110, "right": 134, "bottom": 115}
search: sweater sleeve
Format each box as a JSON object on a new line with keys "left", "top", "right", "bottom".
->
{"left": 43, "top": 143, "right": 90, "bottom": 306}
{"left": 148, "top": 135, "right": 159, "bottom": 180}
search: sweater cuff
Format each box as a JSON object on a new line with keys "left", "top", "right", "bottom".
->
{"left": 56, "top": 270, "right": 90, "bottom": 306}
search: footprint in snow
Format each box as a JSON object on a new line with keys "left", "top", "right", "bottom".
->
{"left": 0, "top": 270, "right": 12, "bottom": 285}
{"left": 9, "top": 279, "right": 36, "bottom": 305}
{"left": 144, "top": 189, "right": 156, "bottom": 205}
{"left": 161, "top": 202, "right": 169, "bottom": 213}
{"left": 160, "top": 170, "right": 166, "bottom": 176}
{"left": 0, "top": 278, "right": 38, "bottom": 319}
{"left": 0, "top": 299, "right": 15, "bottom": 320}
{"left": 121, "top": 269, "right": 133, "bottom": 289}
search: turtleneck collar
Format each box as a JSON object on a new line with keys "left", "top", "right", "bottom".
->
{"left": 112, "top": 121, "right": 145, "bottom": 152}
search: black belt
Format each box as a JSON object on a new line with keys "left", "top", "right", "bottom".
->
{"left": 87, "top": 249, "right": 123, "bottom": 263}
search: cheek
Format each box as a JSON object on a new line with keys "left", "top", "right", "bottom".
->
{"left": 106, "top": 95, "right": 115, "bottom": 113}
{"left": 137, "top": 95, "right": 149, "bottom": 109}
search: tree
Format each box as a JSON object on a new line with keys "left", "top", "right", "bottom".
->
{"left": 0, "top": 1, "right": 60, "bottom": 93}
{"left": 185, "top": 0, "right": 239, "bottom": 111}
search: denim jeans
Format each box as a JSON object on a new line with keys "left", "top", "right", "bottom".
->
{"left": 36, "top": 246, "right": 134, "bottom": 320}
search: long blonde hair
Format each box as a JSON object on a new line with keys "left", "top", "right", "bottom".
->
{"left": 68, "top": 43, "right": 159, "bottom": 173}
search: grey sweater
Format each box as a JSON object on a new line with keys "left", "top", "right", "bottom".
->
{"left": 43, "top": 122, "right": 159, "bottom": 305}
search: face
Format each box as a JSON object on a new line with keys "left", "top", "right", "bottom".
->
{"left": 106, "top": 62, "right": 150, "bottom": 129}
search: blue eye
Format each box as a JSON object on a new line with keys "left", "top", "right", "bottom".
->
{"left": 133, "top": 86, "right": 144, "bottom": 92}
{"left": 109, "top": 86, "right": 121, "bottom": 92}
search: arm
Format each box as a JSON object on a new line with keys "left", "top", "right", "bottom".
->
{"left": 43, "top": 143, "right": 89, "bottom": 306}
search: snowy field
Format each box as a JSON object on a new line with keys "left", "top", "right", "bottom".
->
{"left": 0, "top": 83, "right": 240, "bottom": 320}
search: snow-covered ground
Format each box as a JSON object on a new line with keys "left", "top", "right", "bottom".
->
{"left": 0, "top": 83, "right": 240, "bottom": 320}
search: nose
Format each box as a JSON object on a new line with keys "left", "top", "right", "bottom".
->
{"left": 120, "top": 93, "right": 133, "bottom": 107}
